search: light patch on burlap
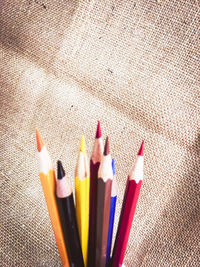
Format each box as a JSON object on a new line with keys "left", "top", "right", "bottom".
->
{"left": 0, "top": 1, "right": 199, "bottom": 266}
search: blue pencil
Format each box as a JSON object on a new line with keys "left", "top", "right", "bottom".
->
{"left": 106, "top": 158, "right": 117, "bottom": 265}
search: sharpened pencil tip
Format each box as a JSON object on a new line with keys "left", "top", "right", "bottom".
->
{"left": 96, "top": 120, "right": 102, "bottom": 138}
{"left": 104, "top": 136, "right": 110, "bottom": 155}
{"left": 112, "top": 158, "right": 115, "bottom": 175}
{"left": 57, "top": 160, "right": 65, "bottom": 180}
{"left": 138, "top": 140, "right": 144, "bottom": 156}
{"left": 36, "top": 128, "right": 44, "bottom": 152}
{"left": 80, "top": 135, "right": 86, "bottom": 153}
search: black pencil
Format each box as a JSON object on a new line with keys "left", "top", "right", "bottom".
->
{"left": 56, "top": 160, "right": 84, "bottom": 267}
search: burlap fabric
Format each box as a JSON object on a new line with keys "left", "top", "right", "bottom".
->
{"left": 0, "top": 1, "right": 199, "bottom": 266}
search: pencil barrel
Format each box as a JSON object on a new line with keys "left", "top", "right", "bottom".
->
{"left": 95, "top": 178, "right": 112, "bottom": 267}
{"left": 106, "top": 195, "right": 117, "bottom": 265}
{"left": 87, "top": 161, "right": 100, "bottom": 267}
{"left": 112, "top": 180, "right": 142, "bottom": 267}
{"left": 75, "top": 176, "right": 89, "bottom": 266}
{"left": 39, "top": 171, "right": 69, "bottom": 267}
{"left": 57, "top": 194, "right": 84, "bottom": 267}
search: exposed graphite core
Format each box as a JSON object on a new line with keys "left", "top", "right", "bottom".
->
{"left": 57, "top": 160, "right": 65, "bottom": 180}
{"left": 112, "top": 159, "right": 115, "bottom": 175}
{"left": 138, "top": 140, "right": 144, "bottom": 156}
{"left": 80, "top": 135, "right": 86, "bottom": 153}
{"left": 104, "top": 136, "right": 110, "bottom": 156}
{"left": 96, "top": 121, "right": 102, "bottom": 138}
{"left": 36, "top": 128, "right": 44, "bottom": 152}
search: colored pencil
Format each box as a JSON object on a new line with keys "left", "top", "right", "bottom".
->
{"left": 87, "top": 121, "right": 103, "bottom": 267}
{"left": 36, "top": 129, "right": 69, "bottom": 267}
{"left": 95, "top": 137, "right": 113, "bottom": 267}
{"left": 75, "top": 136, "right": 90, "bottom": 266}
{"left": 112, "top": 141, "right": 144, "bottom": 267}
{"left": 56, "top": 160, "right": 84, "bottom": 267}
{"left": 106, "top": 159, "right": 117, "bottom": 265}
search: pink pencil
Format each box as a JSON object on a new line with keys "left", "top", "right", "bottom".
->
{"left": 112, "top": 141, "right": 144, "bottom": 267}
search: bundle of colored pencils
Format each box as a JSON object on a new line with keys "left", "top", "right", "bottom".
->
{"left": 36, "top": 121, "right": 144, "bottom": 267}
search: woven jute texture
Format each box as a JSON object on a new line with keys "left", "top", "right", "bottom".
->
{"left": 0, "top": 0, "right": 200, "bottom": 266}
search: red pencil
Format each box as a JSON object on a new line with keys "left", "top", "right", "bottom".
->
{"left": 112, "top": 141, "right": 144, "bottom": 267}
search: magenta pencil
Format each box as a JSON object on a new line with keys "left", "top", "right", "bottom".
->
{"left": 87, "top": 121, "right": 103, "bottom": 267}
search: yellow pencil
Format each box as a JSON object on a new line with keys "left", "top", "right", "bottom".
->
{"left": 36, "top": 129, "right": 69, "bottom": 267}
{"left": 75, "top": 136, "right": 89, "bottom": 266}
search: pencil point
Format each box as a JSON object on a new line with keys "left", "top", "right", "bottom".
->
{"left": 36, "top": 128, "right": 44, "bottom": 152}
{"left": 104, "top": 136, "right": 110, "bottom": 155}
{"left": 96, "top": 120, "right": 102, "bottom": 138}
{"left": 138, "top": 140, "right": 144, "bottom": 156}
{"left": 80, "top": 135, "right": 86, "bottom": 153}
{"left": 112, "top": 158, "right": 115, "bottom": 175}
{"left": 57, "top": 160, "right": 65, "bottom": 180}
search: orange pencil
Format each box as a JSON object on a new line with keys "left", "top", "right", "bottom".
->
{"left": 36, "top": 129, "right": 69, "bottom": 267}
